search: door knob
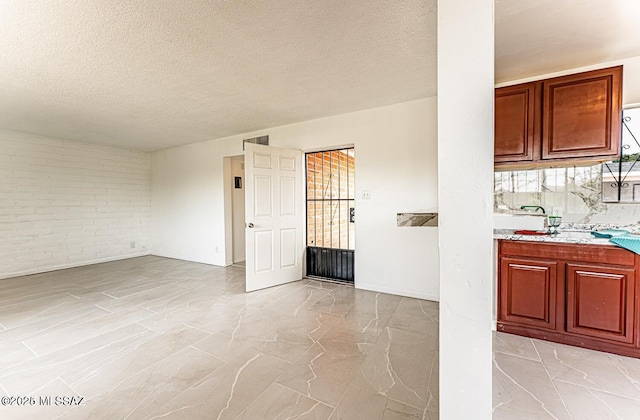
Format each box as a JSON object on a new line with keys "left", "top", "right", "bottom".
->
{"left": 247, "top": 223, "right": 254, "bottom": 228}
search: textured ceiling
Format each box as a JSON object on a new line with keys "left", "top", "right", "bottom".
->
{"left": 0, "top": 0, "right": 435, "bottom": 151}
{"left": 495, "top": 0, "right": 640, "bottom": 83}
{"left": 1, "top": 1, "right": 640, "bottom": 151}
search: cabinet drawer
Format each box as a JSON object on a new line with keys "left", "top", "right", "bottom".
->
{"left": 500, "top": 240, "right": 635, "bottom": 266}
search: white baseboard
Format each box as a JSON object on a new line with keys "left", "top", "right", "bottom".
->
{"left": 150, "top": 252, "right": 223, "bottom": 267}
{"left": 355, "top": 282, "right": 440, "bottom": 302}
{"left": 0, "top": 252, "right": 151, "bottom": 281}
{"left": 233, "top": 257, "right": 246, "bottom": 264}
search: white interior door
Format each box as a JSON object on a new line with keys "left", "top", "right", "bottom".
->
{"left": 245, "top": 143, "right": 304, "bottom": 292}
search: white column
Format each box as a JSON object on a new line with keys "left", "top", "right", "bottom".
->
{"left": 437, "top": 0, "right": 494, "bottom": 418}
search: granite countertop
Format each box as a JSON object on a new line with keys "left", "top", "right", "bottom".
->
{"left": 494, "top": 223, "right": 640, "bottom": 246}
{"left": 494, "top": 229, "right": 616, "bottom": 246}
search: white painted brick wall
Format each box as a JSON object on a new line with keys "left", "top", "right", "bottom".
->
{"left": 0, "top": 130, "right": 150, "bottom": 279}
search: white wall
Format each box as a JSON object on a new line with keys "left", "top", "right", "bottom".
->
{"left": 623, "top": 56, "right": 640, "bottom": 106}
{"left": 151, "top": 140, "right": 226, "bottom": 265}
{"left": 0, "top": 130, "right": 150, "bottom": 280}
{"left": 152, "top": 97, "right": 440, "bottom": 300}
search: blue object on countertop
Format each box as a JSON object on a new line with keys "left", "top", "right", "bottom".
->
{"left": 590, "top": 229, "right": 630, "bottom": 238}
{"left": 610, "top": 234, "right": 640, "bottom": 254}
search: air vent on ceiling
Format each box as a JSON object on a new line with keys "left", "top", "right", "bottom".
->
{"left": 243, "top": 135, "right": 269, "bottom": 150}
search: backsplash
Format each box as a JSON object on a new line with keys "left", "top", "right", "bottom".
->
{"left": 494, "top": 164, "right": 640, "bottom": 224}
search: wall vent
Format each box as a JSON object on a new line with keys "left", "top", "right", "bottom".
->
{"left": 243, "top": 135, "right": 269, "bottom": 150}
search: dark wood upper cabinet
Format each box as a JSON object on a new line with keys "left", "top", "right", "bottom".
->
{"left": 495, "top": 83, "right": 538, "bottom": 163}
{"left": 542, "top": 66, "right": 622, "bottom": 160}
{"left": 495, "top": 66, "right": 623, "bottom": 168}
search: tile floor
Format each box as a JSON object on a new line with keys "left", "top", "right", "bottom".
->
{"left": 0, "top": 256, "right": 438, "bottom": 419}
{"left": 493, "top": 330, "right": 640, "bottom": 419}
{"left": 4, "top": 256, "right": 640, "bottom": 419}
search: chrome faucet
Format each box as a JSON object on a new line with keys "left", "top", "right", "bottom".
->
{"left": 520, "top": 205, "right": 546, "bottom": 214}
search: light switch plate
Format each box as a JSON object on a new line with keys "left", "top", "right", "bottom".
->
{"left": 362, "top": 190, "right": 371, "bottom": 199}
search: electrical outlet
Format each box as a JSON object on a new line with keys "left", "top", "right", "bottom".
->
{"left": 130, "top": 241, "right": 136, "bottom": 249}
{"left": 362, "top": 190, "right": 372, "bottom": 199}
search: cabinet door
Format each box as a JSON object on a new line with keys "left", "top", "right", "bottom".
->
{"left": 566, "top": 263, "right": 635, "bottom": 344}
{"left": 542, "top": 66, "right": 622, "bottom": 160}
{"left": 495, "top": 83, "right": 537, "bottom": 163}
{"left": 499, "top": 257, "right": 557, "bottom": 330}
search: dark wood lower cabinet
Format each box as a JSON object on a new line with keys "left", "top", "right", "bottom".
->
{"left": 566, "top": 263, "right": 635, "bottom": 344}
{"left": 500, "top": 257, "right": 557, "bottom": 330}
{"left": 498, "top": 240, "right": 640, "bottom": 358}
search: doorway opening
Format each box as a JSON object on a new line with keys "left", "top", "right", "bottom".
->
{"left": 230, "top": 155, "right": 245, "bottom": 265}
{"left": 305, "top": 148, "right": 355, "bottom": 284}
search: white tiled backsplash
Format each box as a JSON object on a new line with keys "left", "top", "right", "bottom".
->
{"left": 494, "top": 164, "right": 640, "bottom": 224}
